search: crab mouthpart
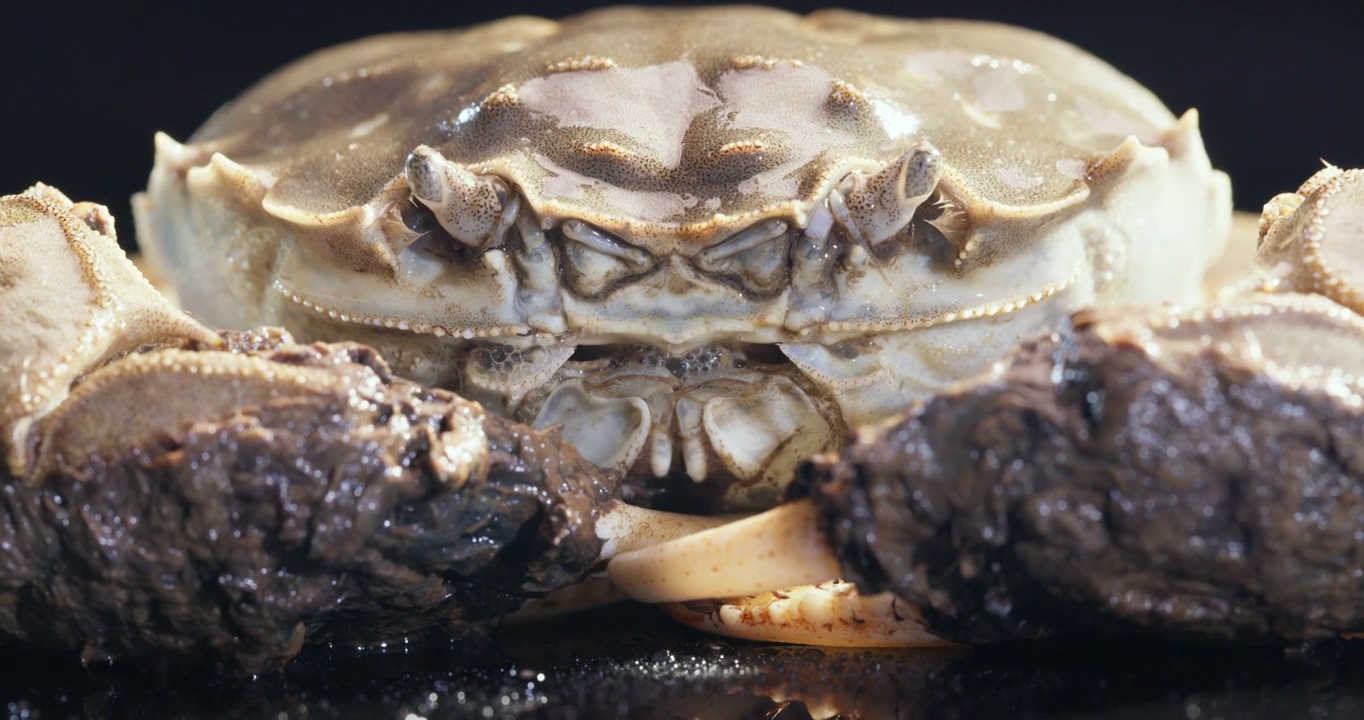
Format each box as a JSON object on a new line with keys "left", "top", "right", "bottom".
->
{"left": 517, "top": 343, "right": 845, "bottom": 510}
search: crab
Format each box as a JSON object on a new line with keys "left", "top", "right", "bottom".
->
{"left": 2, "top": 6, "right": 1361, "bottom": 673}
{"left": 135, "top": 7, "right": 1229, "bottom": 511}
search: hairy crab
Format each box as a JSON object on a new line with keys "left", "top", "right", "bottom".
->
{"left": 135, "top": 6, "right": 1229, "bottom": 511}
{"left": 3, "top": 6, "right": 1362, "bottom": 673}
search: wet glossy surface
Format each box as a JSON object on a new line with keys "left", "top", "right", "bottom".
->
{"left": 5, "top": 603, "right": 1364, "bottom": 719}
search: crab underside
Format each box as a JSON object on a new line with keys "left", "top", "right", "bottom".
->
{"left": 3, "top": 6, "right": 1364, "bottom": 675}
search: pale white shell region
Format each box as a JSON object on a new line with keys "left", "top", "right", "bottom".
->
{"left": 137, "top": 7, "right": 1231, "bottom": 484}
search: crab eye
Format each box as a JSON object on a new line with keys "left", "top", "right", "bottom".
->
{"left": 558, "top": 220, "right": 656, "bottom": 297}
{"left": 694, "top": 219, "right": 791, "bottom": 298}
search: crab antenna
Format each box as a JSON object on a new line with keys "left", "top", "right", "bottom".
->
{"left": 836, "top": 141, "right": 944, "bottom": 246}
{"left": 404, "top": 145, "right": 507, "bottom": 247}
{"left": 606, "top": 498, "right": 842, "bottom": 603}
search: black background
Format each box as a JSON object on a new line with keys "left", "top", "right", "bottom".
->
{"left": 3, "top": 1, "right": 1362, "bottom": 251}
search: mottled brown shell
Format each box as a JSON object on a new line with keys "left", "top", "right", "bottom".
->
{"left": 177, "top": 8, "right": 1184, "bottom": 240}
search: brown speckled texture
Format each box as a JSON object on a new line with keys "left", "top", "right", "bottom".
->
{"left": 181, "top": 8, "right": 1174, "bottom": 233}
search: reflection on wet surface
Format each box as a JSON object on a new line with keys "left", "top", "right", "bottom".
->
{"left": 4, "top": 602, "right": 1364, "bottom": 719}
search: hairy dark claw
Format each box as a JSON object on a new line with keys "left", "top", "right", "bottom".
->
{"left": 1, "top": 330, "right": 616, "bottom": 674}
{"left": 813, "top": 293, "right": 1364, "bottom": 644}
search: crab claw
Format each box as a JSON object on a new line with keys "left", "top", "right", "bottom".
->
{"left": 832, "top": 142, "right": 943, "bottom": 246}
{"left": 404, "top": 145, "right": 508, "bottom": 247}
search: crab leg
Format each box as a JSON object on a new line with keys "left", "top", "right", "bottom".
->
{"left": 1, "top": 185, "right": 222, "bottom": 478}
{"left": 608, "top": 499, "right": 838, "bottom": 602}
{"left": 659, "top": 581, "right": 953, "bottom": 648}
{"left": 605, "top": 499, "right": 953, "bottom": 646}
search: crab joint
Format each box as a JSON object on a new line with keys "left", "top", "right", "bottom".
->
{"left": 1258, "top": 165, "right": 1364, "bottom": 314}
{"left": 606, "top": 498, "right": 842, "bottom": 603}
{"left": 404, "top": 145, "right": 507, "bottom": 247}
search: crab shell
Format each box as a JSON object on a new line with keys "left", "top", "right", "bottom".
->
{"left": 137, "top": 7, "right": 1231, "bottom": 508}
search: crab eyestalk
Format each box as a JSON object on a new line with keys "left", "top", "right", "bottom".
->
{"left": 404, "top": 144, "right": 510, "bottom": 247}
{"left": 830, "top": 141, "right": 944, "bottom": 246}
